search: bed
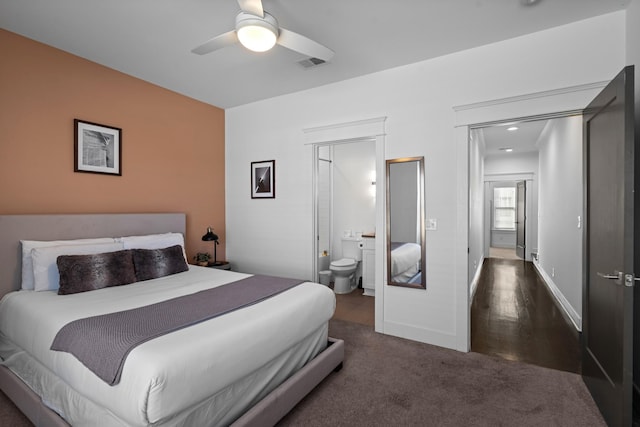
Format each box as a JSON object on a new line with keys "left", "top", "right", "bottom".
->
{"left": 0, "top": 214, "right": 344, "bottom": 427}
{"left": 390, "top": 242, "right": 421, "bottom": 283}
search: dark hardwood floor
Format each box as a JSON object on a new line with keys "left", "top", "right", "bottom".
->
{"left": 331, "top": 286, "right": 375, "bottom": 327}
{"left": 471, "top": 257, "right": 581, "bottom": 374}
{"left": 330, "top": 259, "right": 580, "bottom": 374}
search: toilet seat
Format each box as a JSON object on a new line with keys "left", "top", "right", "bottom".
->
{"left": 330, "top": 258, "right": 356, "bottom": 271}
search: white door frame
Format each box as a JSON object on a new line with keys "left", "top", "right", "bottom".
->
{"left": 304, "top": 117, "right": 387, "bottom": 333}
{"left": 453, "top": 81, "right": 608, "bottom": 351}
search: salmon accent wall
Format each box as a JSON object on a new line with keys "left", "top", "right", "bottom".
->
{"left": 0, "top": 29, "right": 226, "bottom": 261}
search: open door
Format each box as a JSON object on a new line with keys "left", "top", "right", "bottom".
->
{"left": 515, "top": 181, "right": 526, "bottom": 260}
{"left": 582, "top": 66, "right": 635, "bottom": 426}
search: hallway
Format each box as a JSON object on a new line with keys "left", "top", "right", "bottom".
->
{"left": 471, "top": 258, "right": 581, "bottom": 374}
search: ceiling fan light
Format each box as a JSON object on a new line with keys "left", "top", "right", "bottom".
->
{"left": 238, "top": 25, "right": 277, "bottom": 52}
{"left": 236, "top": 12, "right": 278, "bottom": 53}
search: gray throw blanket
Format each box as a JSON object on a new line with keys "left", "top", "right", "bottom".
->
{"left": 50, "top": 275, "right": 304, "bottom": 385}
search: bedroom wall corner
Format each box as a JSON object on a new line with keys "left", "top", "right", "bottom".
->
{"left": 0, "top": 29, "right": 226, "bottom": 261}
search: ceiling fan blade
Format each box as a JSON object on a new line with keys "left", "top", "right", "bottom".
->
{"left": 237, "top": 0, "right": 264, "bottom": 17}
{"left": 191, "top": 30, "right": 238, "bottom": 55}
{"left": 277, "top": 28, "right": 335, "bottom": 62}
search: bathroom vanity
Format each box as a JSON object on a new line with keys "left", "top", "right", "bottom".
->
{"left": 361, "top": 235, "right": 375, "bottom": 296}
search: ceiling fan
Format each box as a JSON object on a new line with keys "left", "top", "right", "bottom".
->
{"left": 191, "top": 0, "right": 335, "bottom": 62}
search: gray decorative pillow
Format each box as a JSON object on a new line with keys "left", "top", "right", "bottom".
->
{"left": 132, "top": 245, "right": 188, "bottom": 282}
{"left": 57, "top": 250, "right": 137, "bottom": 295}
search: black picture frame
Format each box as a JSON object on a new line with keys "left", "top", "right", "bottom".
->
{"left": 251, "top": 160, "right": 275, "bottom": 199}
{"left": 74, "top": 119, "right": 122, "bottom": 176}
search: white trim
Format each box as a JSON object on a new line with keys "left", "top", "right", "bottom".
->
{"left": 383, "top": 320, "right": 459, "bottom": 350}
{"left": 453, "top": 81, "right": 606, "bottom": 127}
{"left": 533, "top": 260, "right": 582, "bottom": 331}
{"left": 453, "top": 81, "right": 608, "bottom": 113}
{"left": 454, "top": 126, "right": 470, "bottom": 352}
{"left": 303, "top": 117, "right": 387, "bottom": 144}
{"left": 456, "top": 83, "right": 598, "bottom": 353}
{"left": 484, "top": 172, "right": 535, "bottom": 182}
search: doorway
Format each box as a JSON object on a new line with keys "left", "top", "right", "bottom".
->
{"left": 305, "top": 117, "right": 386, "bottom": 334}
{"left": 314, "top": 140, "right": 376, "bottom": 280}
{"left": 469, "top": 115, "right": 584, "bottom": 372}
{"left": 313, "top": 139, "right": 377, "bottom": 326}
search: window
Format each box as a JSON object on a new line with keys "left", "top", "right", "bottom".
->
{"left": 493, "top": 187, "right": 516, "bottom": 230}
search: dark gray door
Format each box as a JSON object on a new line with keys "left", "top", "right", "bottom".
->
{"left": 515, "top": 181, "right": 526, "bottom": 259}
{"left": 582, "top": 66, "right": 635, "bottom": 427}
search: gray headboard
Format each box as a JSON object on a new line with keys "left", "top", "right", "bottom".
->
{"left": 0, "top": 213, "right": 186, "bottom": 297}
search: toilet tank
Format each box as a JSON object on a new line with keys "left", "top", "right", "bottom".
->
{"left": 342, "top": 237, "right": 362, "bottom": 261}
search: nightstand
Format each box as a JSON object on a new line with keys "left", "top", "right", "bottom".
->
{"left": 207, "top": 261, "right": 230, "bottom": 270}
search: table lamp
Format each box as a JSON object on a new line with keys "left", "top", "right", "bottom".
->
{"left": 201, "top": 226, "right": 219, "bottom": 265}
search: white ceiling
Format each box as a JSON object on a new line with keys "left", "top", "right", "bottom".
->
{"left": 0, "top": 0, "right": 630, "bottom": 109}
{"left": 480, "top": 120, "right": 549, "bottom": 157}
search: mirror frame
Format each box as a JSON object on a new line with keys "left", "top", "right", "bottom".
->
{"left": 386, "top": 156, "right": 426, "bottom": 289}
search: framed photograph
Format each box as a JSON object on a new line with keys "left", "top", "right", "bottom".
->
{"left": 251, "top": 160, "right": 275, "bottom": 199}
{"left": 74, "top": 119, "right": 122, "bottom": 176}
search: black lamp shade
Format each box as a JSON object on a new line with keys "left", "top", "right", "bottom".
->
{"left": 202, "top": 226, "right": 218, "bottom": 242}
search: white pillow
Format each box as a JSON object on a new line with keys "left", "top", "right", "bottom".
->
{"left": 31, "top": 242, "right": 124, "bottom": 292}
{"left": 120, "top": 233, "right": 186, "bottom": 260}
{"left": 21, "top": 238, "right": 115, "bottom": 290}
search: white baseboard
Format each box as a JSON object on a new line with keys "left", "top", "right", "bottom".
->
{"left": 469, "top": 255, "right": 485, "bottom": 305}
{"left": 533, "top": 260, "right": 582, "bottom": 332}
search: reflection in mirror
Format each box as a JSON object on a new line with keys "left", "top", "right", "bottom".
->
{"left": 386, "top": 157, "right": 426, "bottom": 289}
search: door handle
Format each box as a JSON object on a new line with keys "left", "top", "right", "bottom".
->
{"left": 597, "top": 271, "right": 623, "bottom": 285}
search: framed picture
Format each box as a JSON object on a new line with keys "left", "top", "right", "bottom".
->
{"left": 74, "top": 119, "right": 122, "bottom": 176}
{"left": 251, "top": 160, "right": 275, "bottom": 199}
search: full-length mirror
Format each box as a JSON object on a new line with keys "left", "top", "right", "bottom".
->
{"left": 386, "top": 157, "right": 426, "bottom": 289}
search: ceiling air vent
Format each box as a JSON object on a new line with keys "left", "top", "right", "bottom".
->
{"left": 297, "top": 57, "right": 326, "bottom": 69}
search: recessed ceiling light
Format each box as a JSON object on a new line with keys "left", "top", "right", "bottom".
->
{"left": 499, "top": 148, "right": 514, "bottom": 152}
{"left": 507, "top": 126, "right": 519, "bottom": 131}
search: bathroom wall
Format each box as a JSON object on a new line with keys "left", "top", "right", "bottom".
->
{"left": 317, "top": 145, "right": 332, "bottom": 271}
{"left": 332, "top": 140, "right": 376, "bottom": 260}
{"left": 389, "top": 161, "right": 419, "bottom": 243}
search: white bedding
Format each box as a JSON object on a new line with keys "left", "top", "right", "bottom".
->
{"left": 0, "top": 266, "right": 335, "bottom": 426}
{"left": 391, "top": 242, "right": 421, "bottom": 281}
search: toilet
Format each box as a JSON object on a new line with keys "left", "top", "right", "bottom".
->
{"left": 330, "top": 237, "right": 363, "bottom": 294}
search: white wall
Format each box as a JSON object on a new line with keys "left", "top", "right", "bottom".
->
{"left": 537, "top": 116, "right": 583, "bottom": 329}
{"left": 225, "top": 12, "right": 625, "bottom": 350}
{"left": 332, "top": 141, "right": 376, "bottom": 260}
{"left": 484, "top": 152, "right": 539, "bottom": 176}
{"left": 468, "top": 130, "right": 485, "bottom": 289}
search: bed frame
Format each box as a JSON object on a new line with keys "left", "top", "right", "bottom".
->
{"left": 0, "top": 214, "right": 344, "bottom": 427}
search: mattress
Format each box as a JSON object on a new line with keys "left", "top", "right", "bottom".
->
{"left": 0, "top": 266, "right": 335, "bottom": 426}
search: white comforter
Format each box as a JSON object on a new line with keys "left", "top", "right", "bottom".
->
{"left": 0, "top": 266, "right": 335, "bottom": 426}
{"left": 391, "top": 242, "right": 421, "bottom": 280}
